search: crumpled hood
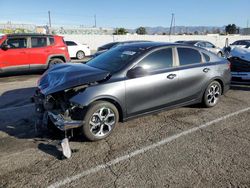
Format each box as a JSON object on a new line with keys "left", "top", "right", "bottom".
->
{"left": 38, "top": 63, "right": 110, "bottom": 95}
{"left": 230, "top": 47, "right": 250, "bottom": 62}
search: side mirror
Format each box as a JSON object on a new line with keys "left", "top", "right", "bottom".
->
{"left": 127, "top": 66, "right": 148, "bottom": 78}
{"left": 1, "top": 44, "right": 10, "bottom": 51}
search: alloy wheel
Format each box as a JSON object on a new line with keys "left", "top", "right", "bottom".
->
{"left": 89, "top": 107, "right": 116, "bottom": 137}
{"left": 206, "top": 83, "right": 221, "bottom": 105}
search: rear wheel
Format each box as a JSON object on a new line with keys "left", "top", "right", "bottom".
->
{"left": 76, "top": 51, "right": 85, "bottom": 60}
{"left": 203, "top": 81, "right": 222, "bottom": 108}
{"left": 217, "top": 52, "right": 223, "bottom": 57}
{"left": 48, "top": 58, "right": 64, "bottom": 68}
{"left": 82, "top": 101, "right": 119, "bottom": 141}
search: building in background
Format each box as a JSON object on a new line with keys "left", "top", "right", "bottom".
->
{"left": 51, "top": 26, "right": 114, "bottom": 35}
{"left": 240, "top": 28, "right": 250, "bottom": 35}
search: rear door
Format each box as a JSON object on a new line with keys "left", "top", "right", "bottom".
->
{"left": 0, "top": 37, "right": 29, "bottom": 71}
{"left": 29, "top": 36, "right": 50, "bottom": 69}
{"left": 125, "top": 47, "right": 181, "bottom": 116}
{"left": 176, "top": 47, "right": 211, "bottom": 101}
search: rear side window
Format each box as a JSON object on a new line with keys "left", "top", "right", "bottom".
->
{"left": 177, "top": 48, "right": 201, "bottom": 66}
{"left": 31, "top": 37, "right": 47, "bottom": 48}
{"left": 66, "top": 41, "right": 77, "bottom": 46}
{"left": 137, "top": 48, "right": 173, "bottom": 71}
{"left": 6, "top": 38, "right": 27, "bottom": 49}
{"left": 202, "top": 52, "right": 210, "bottom": 62}
{"left": 49, "top": 37, "right": 55, "bottom": 45}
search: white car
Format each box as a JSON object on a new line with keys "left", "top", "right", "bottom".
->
{"left": 66, "top": 40, "right": 91, "bottom": 59}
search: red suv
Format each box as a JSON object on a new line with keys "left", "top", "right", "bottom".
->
{"left": 0, "top": 34, "right": 70, "bottom": 74}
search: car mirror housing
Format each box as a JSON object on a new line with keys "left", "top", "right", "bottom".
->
{"left": 127, "top": 66, "right": 148, "bottom": 78}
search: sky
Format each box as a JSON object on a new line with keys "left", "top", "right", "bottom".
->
{"left": 0, "top": 0, "right": 250, "bottom": 28}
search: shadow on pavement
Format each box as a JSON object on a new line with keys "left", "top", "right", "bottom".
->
{"left": 0, "top": 70, "right": 43, "bottom": 78}
{"left": 0, "top": 86, "right": 88, "bottom": 159}
{"left": 38, "top": 143, "right": 63, "bottom": 160}
{"left": 0, "top": 87, "right": 37, "bottom": 109}
{"left": 230, "top": 84, "right": 250, "bottom": 91}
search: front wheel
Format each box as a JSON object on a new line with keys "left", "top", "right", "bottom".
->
{"left": 203, "top": 81, "right": 222, "bottom": 108}
{"left": 82, "top": 101, "right": 119, "bottom": 141}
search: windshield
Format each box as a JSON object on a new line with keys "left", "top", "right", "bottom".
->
{"left": 87, "top": 46, "right": 144, "bottom": 73}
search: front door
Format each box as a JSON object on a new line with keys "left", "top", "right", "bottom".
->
{"left": 0, "top": 37, "right": 29, "bottom": 71}
{"left": 125, "top": 47, "right": 181, "bottom": 116}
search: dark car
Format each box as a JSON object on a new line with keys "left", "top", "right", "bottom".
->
{"left": 230, "top": 40, "right": 250, "bottom": 48}
{"left": 176, "top": 40, "right": 224, "bottom": 57}
{"left": 34, "top": 42, "right": 231, "bottom": 141}
{"left": 94, "top": 40, "right": 150, "bottom": 57}
{"left": 228, "top": 57, "right": 250, "bottom": 84}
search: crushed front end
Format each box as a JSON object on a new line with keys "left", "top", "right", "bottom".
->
{"left": 33, "top": 87, "right": 86, "bottom": 132}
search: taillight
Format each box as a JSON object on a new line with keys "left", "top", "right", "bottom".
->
{"left": 228, "top": 61, "right": 231, "bottom": 69}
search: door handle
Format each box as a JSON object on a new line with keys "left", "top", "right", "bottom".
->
{"left": 167, "top": 74, "right": 177, "bottom": 79}
{"left": 203, "top": 68, "right": 210, "bottom": 73}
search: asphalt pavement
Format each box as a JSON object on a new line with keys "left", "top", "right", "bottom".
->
{"left": 0, "top": 73, "right": 250, "bottom": 188}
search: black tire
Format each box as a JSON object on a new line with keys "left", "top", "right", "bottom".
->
{"left": 76, "top": 51, "right": 85, "bottom": 60}
{"left": 48, "top": 58, "right": 64, "bottom": 68}
{"left": 82, "top": 101, "right": 119, "bottom": 141}
{"left": 203, "top": 81, "right": 222, "bottom": 108}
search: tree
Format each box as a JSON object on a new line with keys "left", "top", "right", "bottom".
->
{"left": 225, "top": 24, "right": 238, "bottom": 34}
{"left": 194, "top": 31, "right": 199, "bottom": 35}
{"left": 136, "top": 27, "right": 147, "bottom": 35}
{"left": 113, "top": 28, "right": 128, "bottom": 35}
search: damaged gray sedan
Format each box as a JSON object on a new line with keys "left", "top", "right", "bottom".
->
{"left": 34, "top": 42, "right": 231, "bottom": 141}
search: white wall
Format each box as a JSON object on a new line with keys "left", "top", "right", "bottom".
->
{"left": 62, "top": 34, "right": 250, "bottom": 51}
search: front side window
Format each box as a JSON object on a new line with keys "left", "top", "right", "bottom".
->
{"left": 136, "top": 48, "right": 173, "bottom": 71}
{"left": 6, "top": 38, "right": 27, "bottom": 49}
{"left": 196, "top": 42, "right": 205, "bottom": 48}
{"left": 177, "top": 48, "right": 201, "bottom": 66}
{"left": 205, "top": 42, "right": 214, "bottom": 48}
{"left": 31, "top": 37, "right": 47, "bottom": 48}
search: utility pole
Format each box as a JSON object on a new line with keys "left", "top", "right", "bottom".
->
{"left": 94, "top": 14, "right": 97, "bottom": 27}
{"left": 48, "top": 11, "right": 51, "bottom": 28}
{"left": 169, "top": 13, "right": 175, "bottom": 36}
{"left": 247, "top": 19, "right": 249, "bottom": 28}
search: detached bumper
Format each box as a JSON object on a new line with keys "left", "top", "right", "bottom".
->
{"left": 48, "top": 112, "right": 83, "bottom": 131}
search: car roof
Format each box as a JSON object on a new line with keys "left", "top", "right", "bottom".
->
{"left": 117, "top": 41, "right": 192, "bottom": 50}
{"left": 233, "top": 40, "right": 250, "bottom": 42}
{"left": 181, "top": 40, "right": 210, "bottom": 44}
{"left": 6, "top": 33, "right": 54, "bottom": 38}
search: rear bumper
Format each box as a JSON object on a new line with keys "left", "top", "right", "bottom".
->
{"left": 231, "top": 72, "right": 250, "bottom": 84}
